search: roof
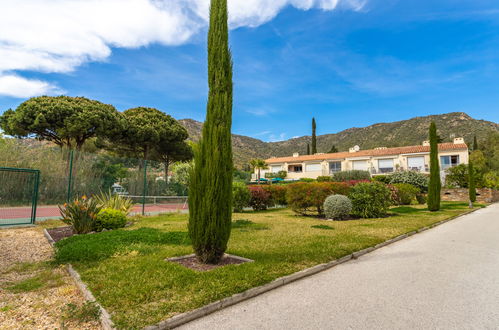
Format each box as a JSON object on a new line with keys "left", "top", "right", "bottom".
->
{"left": 265, "top": 143, "right": 468, "bottom": 164}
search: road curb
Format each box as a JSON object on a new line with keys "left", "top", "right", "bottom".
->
{"left": 145, "top": 206, "right": 485, "bottom": 329}
{"left": 43, "top": 228, "right": 115, "bottom": 329}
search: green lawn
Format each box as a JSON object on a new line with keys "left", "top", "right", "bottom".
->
{"left": 52, "top": 202, "right": 484, "bottom": 329}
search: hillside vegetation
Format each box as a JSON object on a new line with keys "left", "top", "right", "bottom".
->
{"left": 180, "top": 112, "right": 498, "bottom": 168}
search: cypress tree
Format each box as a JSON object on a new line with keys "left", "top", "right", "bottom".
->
{"left": 468, "top": 160, "right": 476, "bottom": 204}
{"left": 473, "top": 135, "right": 478, "bottom": 151}
{"left": 427, "top": 122, "right": 441, "bottom": 211}
{"left": 311, "top": 118, "right": 317, "bottom": 154}
{"left": 306, "top": 144, "right": 310, "bottom": 155}
{"left": 188, "top": 0, "right": 233, "bottom": 264}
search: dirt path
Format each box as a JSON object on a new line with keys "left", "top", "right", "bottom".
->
{"left": 0, "top": 226, "right": 101, "bottom": 329}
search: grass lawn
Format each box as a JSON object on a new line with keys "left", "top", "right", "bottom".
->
{"left": 51, "top": 202, "right": 484, "bottom": 329}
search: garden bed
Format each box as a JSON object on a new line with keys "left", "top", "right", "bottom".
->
{"left": 50, "top": 202, "right": 484, "bottom": 328}
{"left": 167, "top": 254, "right": 252, "bottom": 272}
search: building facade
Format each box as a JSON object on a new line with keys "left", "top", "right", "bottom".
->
{"left": 253, "top": 138, "right": 469, "bottom": 181}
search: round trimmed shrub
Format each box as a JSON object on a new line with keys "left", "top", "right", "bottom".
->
{"left": 232, "top": 181, "right": 250, "bottom": 212}
{"left": 93, "top": 208, "right": 127, "bottom": 232}
{"left": 323, "top": 195, "right": 352, "bottom": 220}
{"left": 349, "top": 182, "right": 391, "bottom": 218}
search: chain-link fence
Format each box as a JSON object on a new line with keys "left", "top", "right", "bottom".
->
{"left": 0, "top": 167, "right": 40, "bottom": 226}
{"left": 0, "top": 140, "right": 189, "bottom": 222}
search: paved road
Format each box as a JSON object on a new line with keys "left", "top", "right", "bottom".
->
{"left": 181, "top": 204, "right": 499, "bottom": 330}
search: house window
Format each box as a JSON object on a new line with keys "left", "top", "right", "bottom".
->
{"left": 440, "top": 155, "right": 459, "bottom": 169}
{"left": 288, "top": 165, "right": 303, "bottom": 173}
{"left": 271, "top": 165, "right": 282, "bottom": 173}
{"left": 407, "top": 156, "right": 426, "bottom": 172}
{"left": 352, "top": 160, "right": 368, "bottom": 171}
{"left": 329, "top": 161, "right": 341, "bottom": 173}
{"left": 378, "top": 159, "right": 394, "bottom": 173}
{"left": 305, "top": 163, "right": 321, "bottom": 172}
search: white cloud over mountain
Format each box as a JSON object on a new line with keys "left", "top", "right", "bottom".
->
{"left": 0, "top": 0, "right": 366, "bottom": 97}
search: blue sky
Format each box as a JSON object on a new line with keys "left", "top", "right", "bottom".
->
{"left": 1, "top": 0, "right": 498, "bottom": 141}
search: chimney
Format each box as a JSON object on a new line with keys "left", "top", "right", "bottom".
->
{"left": 422, "top": 140, "right": 430, "bottom": 147}
{"left": 349, "top": 145, "right": 360, "bottom": 153}
{"left": 293, "top": 152, "right": 299, "bottom": 157}
{"left": 453, "top": 137, "right": 464, "bottom": 145}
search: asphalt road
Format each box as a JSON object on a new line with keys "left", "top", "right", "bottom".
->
{"left": 180, "top": 203, "right": 499, "bottom": 330}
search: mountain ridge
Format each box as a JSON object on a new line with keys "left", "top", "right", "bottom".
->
{"left": 179, "top": 112, "right": 498, "bottom": 168}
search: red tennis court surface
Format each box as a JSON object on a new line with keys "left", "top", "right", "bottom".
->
{"left": 0, "top": 203, "right": 188, "bottom": 221}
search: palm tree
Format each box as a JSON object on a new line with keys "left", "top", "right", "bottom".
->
{"left": 250, "top": 159, "right": 268, "bottom": 184}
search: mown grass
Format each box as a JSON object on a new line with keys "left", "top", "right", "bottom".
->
{"left": 52, "top": 202, "right": 483, "bottom": 329}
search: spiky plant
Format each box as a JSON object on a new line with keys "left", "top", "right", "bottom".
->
{"left": 427, "top": 122, "right": 441, "bottom": 211}
{"left": 188, "top": 0, "right": 233, "bottom": 264}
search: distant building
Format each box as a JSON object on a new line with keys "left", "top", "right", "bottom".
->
{"left": 253, "top": 138, "right": 468, "bottom": 181}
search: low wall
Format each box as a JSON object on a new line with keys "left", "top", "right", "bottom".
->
{"left": 441, "top": 188, "right": 499, "bottom": 203}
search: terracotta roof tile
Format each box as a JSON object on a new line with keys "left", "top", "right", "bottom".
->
{"left": 265, "top": 143, "right": 468, "bottom": 164}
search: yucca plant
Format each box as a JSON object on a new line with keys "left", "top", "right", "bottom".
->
{"left": 94, "top": 191, "right": 134, "bottom": 215}
{"left": 59, "top": 196, "right": 101, "bottom": 234}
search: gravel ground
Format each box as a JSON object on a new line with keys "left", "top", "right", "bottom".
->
{"left": 0, "top": 226, "right": 101, "bottom": 329}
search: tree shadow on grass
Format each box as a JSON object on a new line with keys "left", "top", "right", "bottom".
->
{"left": 54, "top": 228, "right": 190, "bottom": 264}
{"left": 390, "top": 206, "right": 428, "bottom": 214}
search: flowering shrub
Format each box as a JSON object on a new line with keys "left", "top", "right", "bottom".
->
{"left": 387, "top": 184, "right": 401, "bottom": 205}
{"left": 248, "top": 186, "right": 273, "bottom": 211}
{"left": 343, "top": 180, "right": 371, "bottom": 186}
{"left": 286, "top": 182, "right": 350, "bottom": 216}
{"left": 59, "top": 196, "right": 101, "bottom": 234}
{"left": 317, "top": 176, "right": 333, "bottom": 182}
{"left": 94, "top": 208, "right": 127, "bottom": 231}
{"left": 323, "top": 195, "right": 352, "bottom": 220}
{"left": 349, "top": 182, "right": 391, "bottom": 218}
{"left": 389, "top": 171, "right": 428, "bottom": 192}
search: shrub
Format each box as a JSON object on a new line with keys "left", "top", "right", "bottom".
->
{"left": 372, "top": 175, "right": 391, "bottom": 184}
{"left": 248, "top": 186, "right": 273, "bottom": 211}
{"left": 392, "top": 183, "right": 419, "bottom": 205}
{"left": 58, "top": 196, "right": 101, "bottom": 234}
{"left": 232, "top": 182, "right": 250, "bottom": 212}
{"left": 387, "top": 184, "right": 401, "bottom": 205}
{"left": 388, "top": 171, "right": 428, "bottom": 192}
{"left": 95, "top": 191, "right": 133, "bottom": 215}
{"left": 333, "top": 170, "right": 371, "bottom": 182}
{"left": 343, "top": 180, "right": 371, "bottom": 187}
{"left": 94, "top": 208, "right": 127, "bottom": 232}
{"left": 323, "top": 195, "right": 352, "bottom": 220}
{"left": 317, "top": 176, "right": 333, "bottom": 182}
{"left": 483, "top": 171, "right": 499, "bottom": 189}
{"left": 349, "top": 182, "right": 391, "bottom": 218}
{"left": 286, "top": 182, "right": 350, "bottom": 216}
{"left": 416, "top": 193, "right": 427, "bottom": 205}
{"left": 263, "top": 185, "right": 287, "bottom": 206}
{"left": 299, "top": 178, "right": 316, "bottom": 183}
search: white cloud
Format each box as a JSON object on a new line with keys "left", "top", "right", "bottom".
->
{"left": 0, "top": 75, "right": 62, "bottom": 98}
{"left": 0, "top": 0, "right": 366, "bottom": 98}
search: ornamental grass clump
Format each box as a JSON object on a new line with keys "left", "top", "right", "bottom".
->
{"left": 59, "top": 196, "right": 101, "bottom": 234}
{"left": 323, "top": 195, "right": 352, "bottom": 220}
{"left": 349, "top": 182, "right": 391, "bottom": 218}
{"left": 95, "top": 190, "right": 133, "bottom": 215}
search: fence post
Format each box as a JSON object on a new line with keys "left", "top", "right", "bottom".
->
{"left": 142, "top": 159, "right": 148, "bottom": 216}
{"left": 66, "top": 150, "right": 74, "bottom": 203}
{"left": 31, "top": 170, "right": 40, "bottom": 224}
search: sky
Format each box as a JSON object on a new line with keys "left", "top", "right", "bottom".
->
{"left": 0, "top": 0, "right": 498, "bottom": 142}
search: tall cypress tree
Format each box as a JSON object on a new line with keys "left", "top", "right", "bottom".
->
{"left": 311, "top": 118, "right": 317, "bottom": 154}
{"left": 468, "top": 160, "right": 476, "bottom": 204}
{"left": 427, "top": 122, "right": 441, "bottom": 211}
{"left": 188, "top": 0, "right": 233, "bottom": 264}
{"left": 473, "top": 135, "right": 478, "bottom": 151}
{"left": 306, "top": 144, "right": 310, "bottom": 155}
